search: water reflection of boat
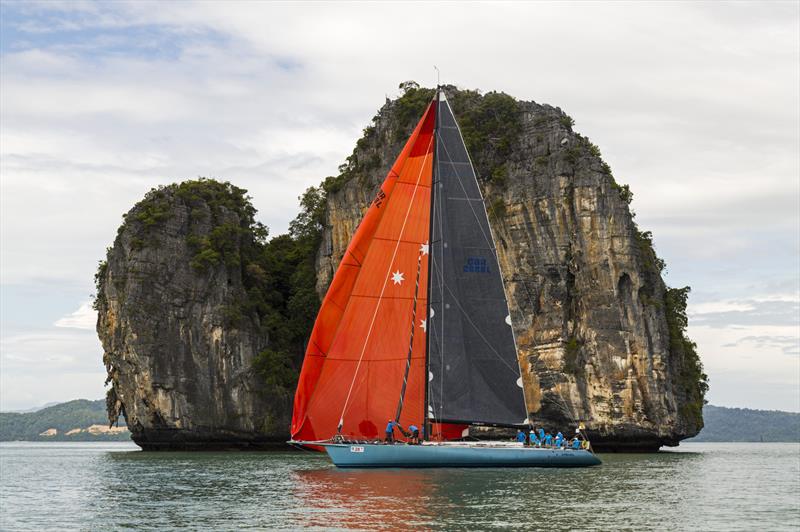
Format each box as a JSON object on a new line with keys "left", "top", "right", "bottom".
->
{"left": 290, "top": 88, "right": 599, "bottom": 468}
{"left": 291, "top": 468, "right": 440, "bottom": 529}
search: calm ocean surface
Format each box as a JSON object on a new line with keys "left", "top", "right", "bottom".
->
{"left": 1, "top": 441, "right": 798, "bottom": 531}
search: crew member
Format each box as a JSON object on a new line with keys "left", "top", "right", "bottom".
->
{"left": 555, "top": 431, "right": 564, "bottom": 447}
{"left": 572, "top": 437, "right": 581, "bottom": 450}
{"left": 529, "top": 429, "right": 538, "bottom": 447}
{"left": 544, "top": 432, "right": 553, "bottom": 447}
{"left": 385, "top": 419, "right": 396, "bottom": 443}
{"left": 409, "top": 424, "right": 420, "bottom": 444}
{"left": 516, "top": 429, "right": 527, "bottom": 443}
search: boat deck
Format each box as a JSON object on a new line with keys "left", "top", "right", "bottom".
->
{"left": 304, "top": 441, "right": 601, "bottom": 468}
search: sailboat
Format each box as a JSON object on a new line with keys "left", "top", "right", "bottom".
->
{"left": 289, "top": 88, "right": 600, "bottom": 468}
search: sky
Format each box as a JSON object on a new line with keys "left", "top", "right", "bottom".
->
{"left": 1, "top": 1, "right": 798, "bottom": 412}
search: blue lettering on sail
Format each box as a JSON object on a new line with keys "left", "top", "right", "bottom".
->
{"left": 463, "top": 257, "right": 490, "bottom": 273}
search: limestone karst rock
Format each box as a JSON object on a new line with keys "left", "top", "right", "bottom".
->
{"left": 97, "top": 85, "right": 706, "bottom": 451}
{"left": 96, "top": 180, "right": 314, "bottom": 449}
{"left": 315, "top": 85, "right": 706, "bottom": 450}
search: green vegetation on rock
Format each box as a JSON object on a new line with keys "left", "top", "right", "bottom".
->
{"left": 635, "top": 229, "right": 667, "bottom": 275}
{"left": 488, "top": 197, "right": 507, "bottom": 221}
{"left": 95, "top": 178, "right": 325, "bottom": 397}
{"left": 449, "top": 88, "right": 522, "bottom": 185}
{"left": 563, "top": 336, "right": 582, "bottom": 374}
{"left": 393, "top": 81, "right": 436, "bottom": 141}
{"left": 325, "top": 82, "right": 438, "bottom": 196}
{"left": 321, "top": 83, "right": 524, "bottom": 201}
{"left": 574, "top": 135, "right": 634, "bottom": 206}
{"left": 251, "top": 186, "right": 326, "bottom": 395}
{"left": 175, "top": 179, "right": 267, "bottom": 271}
{"left": 665, "top": 286, "right": 709, "bottom": 428}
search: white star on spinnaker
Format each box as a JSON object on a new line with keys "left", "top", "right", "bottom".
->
{"left": 391, "top": 270, "right": 405, "bottom": 285}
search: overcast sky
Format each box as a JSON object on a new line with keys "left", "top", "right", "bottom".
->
{"left": 1, "top": 1, "right": 798, "bottom": 412}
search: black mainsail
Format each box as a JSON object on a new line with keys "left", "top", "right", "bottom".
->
{"left": 427, "top": 91, "right": 528, "bottom": 428}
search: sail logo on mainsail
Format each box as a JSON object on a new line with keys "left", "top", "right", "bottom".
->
{"left": 463, "top": 257, "right": 491, "bottom": 273}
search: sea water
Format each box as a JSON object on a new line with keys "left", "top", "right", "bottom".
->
{"left": 0, "top": 441, "right": 798, "bottom": 530}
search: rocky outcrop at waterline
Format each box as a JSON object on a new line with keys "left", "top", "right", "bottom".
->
{"left": 315, "top": 84, "right": 707, "bottom": 451}
{"left": 96, "top": 180, "right": 319, "bottom": 449}
{"left": 96, "top": 83, "right": 706, "bottom": 451}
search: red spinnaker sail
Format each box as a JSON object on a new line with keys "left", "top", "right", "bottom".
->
{"left": 291, "top": 101, "right": 436, "bottom": 443}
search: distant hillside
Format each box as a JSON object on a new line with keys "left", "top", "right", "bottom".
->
{"left": 0, "top": 399, "right": 130, "bottom": 442}
{"left": 688, "top": 405, "right": 800, "bottom": 442}
{"left": 2, "top": 400, "right": 796, "bottom": 444}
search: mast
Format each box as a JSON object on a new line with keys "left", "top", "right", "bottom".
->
{"left": 422, "top": 87, "right": 440, "bottom": 441}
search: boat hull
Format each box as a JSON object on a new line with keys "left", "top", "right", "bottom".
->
{"left": 320, "top": 443, "right": 601, "bottom": 468}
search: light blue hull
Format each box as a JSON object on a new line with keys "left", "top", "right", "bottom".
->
{"left": 321, "top": 443, "right": 601, "bottom": 468}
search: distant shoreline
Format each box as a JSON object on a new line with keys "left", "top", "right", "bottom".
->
{"left": 2, "top": 401, "right": 798, "bottom": 444}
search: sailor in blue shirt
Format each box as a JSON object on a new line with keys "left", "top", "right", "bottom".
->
{"left": 555, "top": 431, "right": 564, "bottom": 447}
{"left": 544, "top": 433, "right": 553, "bottom": 446}
{"left": 529, "top": 430, "right": 538, "bottom": 447}
{"left": 385, "top": 420, "right": 396, "bottom": 443}
{"left": 538, "top": 428, "right": 545, "bottom": 442}
{"left": 408, "top": 424, "right": 420, "bottom": 444}
{"left": 516, "top": 430, "right": 527, "bottom": 443}
{"left": 572, "top": 438, "right": 581, "bottom": 450}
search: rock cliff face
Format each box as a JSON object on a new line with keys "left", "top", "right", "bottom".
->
{"left": 315, "top": 85, "right": 706, "bottom": 450}
{"left": 96, "top": 180, "right": 299, "bottom": 449}
{"left": 97, "top": 85, "right": 706, "bottom": 451}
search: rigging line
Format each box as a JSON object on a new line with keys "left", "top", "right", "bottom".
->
{"left": 422, "top": 92, "right": 440, "bottom": 440}
{"left": 427, "top": 249, "right": 445, "bottom": 423}
{"left": 394, "top": 250, "right": 424, "bottom": 422}
{"left": 542, "top": 394, "right": 576, "bottom": 422}
{"left": 336, "top": 135, "right": 434, "bottom": 432}
{"left": 425, "top": 125, "right": 446, "bottom": 440}
{"left": 436, "top": 148, "right": 446, "bottom": 436}
{"left": 425, "top": 96, "right": 445, "bottom": 440}
{"left": 435, "top": 103, "right": 496, "bottom": 259}
{"left": 425, "top": 282, "right": 444, "bottom": 417}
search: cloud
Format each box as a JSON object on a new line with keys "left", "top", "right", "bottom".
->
{"left": 0, "top": 324, "right": 106, "bottom": 411}
{"left": 689, "top": 298, "right": 800, "bottom": 328}
{"left": 723, "top": 336, "right": 799, "bottom": 356}
{"left": 0, "top": 328, "right": 101, "bottom": 373}
{"left": 0, "top": 1, "right": 798, "bottom": 411}
{"left": 54, "top": 300, "right": 97, "bottom": 330}
{"left": 689, "top": 324, "right": 800, "bottom": 411}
